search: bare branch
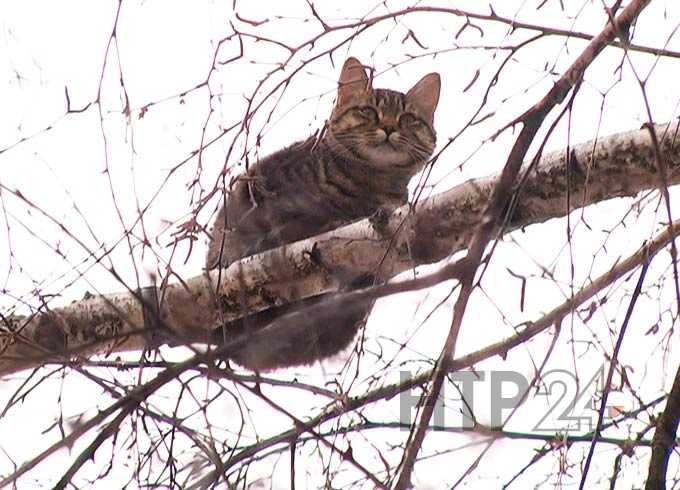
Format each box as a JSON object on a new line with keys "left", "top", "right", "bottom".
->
{"left": 394, "top": 1, "right": 653, "bottom": 485}
{"left": 2, "top": 116, "right": 678, "bottom": 376}
{"left": 646, "top": 362, "right": 680, "bottom": 489}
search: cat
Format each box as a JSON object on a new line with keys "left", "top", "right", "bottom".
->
{"left": 206, "top": 57, "right": 440, "bottom": 371}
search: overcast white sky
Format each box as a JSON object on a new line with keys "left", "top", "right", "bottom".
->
{"left": 1, "top": 0, "right": 680, "bottom": 488}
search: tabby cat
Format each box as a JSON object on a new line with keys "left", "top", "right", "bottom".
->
{"left": 207, "top": 57, "right": 440, "bottom": 371}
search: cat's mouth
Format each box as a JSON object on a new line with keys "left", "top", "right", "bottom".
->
{"left": 368, "top": 139, "right": 404, "bottom": 156}
{"left": 379, "top": 135, "right": 408, "bottom": 154}
{"left": 370, "top": 130, "right": 397, "bottom": 148}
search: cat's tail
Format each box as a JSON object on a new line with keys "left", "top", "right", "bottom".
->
{"left": 211, "top": 275, "right": 376, "bottom": 371}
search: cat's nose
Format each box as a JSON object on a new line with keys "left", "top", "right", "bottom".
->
{"left": 383, "top": 126, "right": 397, "bottom": 136}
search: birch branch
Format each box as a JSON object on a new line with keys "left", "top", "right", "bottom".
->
{"left": 2, "top": 120, "right": 679, "bottom": 376}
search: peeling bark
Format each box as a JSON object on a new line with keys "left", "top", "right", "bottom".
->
{"left": 2, "top": 121, "right": 679, "bottom": 376}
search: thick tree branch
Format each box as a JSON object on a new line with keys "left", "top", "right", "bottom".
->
{"left": 5, "top": 208, "right": 672, "bottom": 488}
{"left": 646, "top": 361, "right": 680, "bottom": 490}
{"left": 191, "top": 216, "right": 680, "bottom": 488}
{"left": 395, "top": 1, "right": 653, "bottom": 486}
{"left": 2, "top": 117, "right": 678, "bottom": 377}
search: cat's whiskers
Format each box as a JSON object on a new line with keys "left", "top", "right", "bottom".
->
{"left": 206, "top": 57, "right": 440, "bottom": 371}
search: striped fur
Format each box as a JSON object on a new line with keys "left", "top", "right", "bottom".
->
{"left": 207, "top": 58, "right": 440, "bottom": 371}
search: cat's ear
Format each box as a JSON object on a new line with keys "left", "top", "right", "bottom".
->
{"left": 406, "top": 73, "right": 441, "bottom": 124}
{"left": 337, "top": 57, "right": 371, "bottom": 107}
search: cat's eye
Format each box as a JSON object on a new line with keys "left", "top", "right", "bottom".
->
{"left": 399, "top": 113, "right": 421, "bottom": 128}
{"left": 356, "top": 106, "right": 378, "bottom": 121}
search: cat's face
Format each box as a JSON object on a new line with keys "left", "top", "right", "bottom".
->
{"left": 328, "top": 58, "right": 440, "bottom": 169}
